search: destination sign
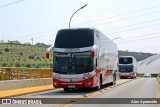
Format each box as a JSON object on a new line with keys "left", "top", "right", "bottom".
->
{"left": 64, "top": 48, "right": 80, "bottom": 52}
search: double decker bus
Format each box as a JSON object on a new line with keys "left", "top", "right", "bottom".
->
{"left": 46, "top": 28, "right": 118, "bottom": 91}
{"left": 119, "top": 56, "right": 137, "bottom": 79}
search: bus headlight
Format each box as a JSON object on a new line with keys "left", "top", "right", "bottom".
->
{"left": 83, "top": 71, "right": 95, "bottom": 79}
{"left": 86, "top": 82, "right": 91, "bottom": 86}
{"left": 54, "top": 82, "right": 57, "bottom": 86}
{"left": 53, "top": 73, "right": 61, "bottom": 79}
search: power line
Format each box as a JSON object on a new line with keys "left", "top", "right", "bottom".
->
{"left": 116, "top": 32, "right": 160, "bottom": 41}
{"left": 9, "top": 29, "right": 57, "bottom": 40}
{"left": 4, "top": 5, "right": 160, "bottom": 42}
{"left": 9, "top": 13, "right": 160, "bottom": 41}
{"left": 26, "top": 12, "right": 160, "bottom": 39}
{"left": 7, "top": 3, "right": 160, "bottom": 34}
{"left": 4, "top": 4, "right": 160, "bottom": 40}
{"left": 99, "top": 19, "right": 160, "bottom": 31}
{"left": 9, "top": 21, "right": 160, "bottom": 42}
{"left": 103, "top": 23, "right": 160, "bottom": 35}
{"left": 71, "top": 4, "right": 160, "bottom": 27}
{"left": 95, "top": 11, "right": 160, "bottom": 27}
{"left": 16, "top": 31, "right": 160, "bottom": 44}
{"left": 0, "top": 0, "right": 25, "bottom": 9}
{"left": 117, "top": 34, "right": 160, "bottom": 44}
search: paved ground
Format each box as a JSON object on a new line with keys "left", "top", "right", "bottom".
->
{"left": 0, "top": 78, "right": 159, "bottom": 107}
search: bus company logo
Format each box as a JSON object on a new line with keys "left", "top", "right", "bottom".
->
{"left": 70, "top": 79, "right": 73, "bottom": 82}
{"left": 65, "top": 48, "right": 80, "bottom": 52}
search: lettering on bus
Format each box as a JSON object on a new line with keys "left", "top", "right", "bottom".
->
{"left": 64, "top": 48, "right": 80, "bottom": 52}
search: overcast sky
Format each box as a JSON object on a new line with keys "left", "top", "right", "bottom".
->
{"left": 0, "top": 0, "right": 160, "bottom": 54}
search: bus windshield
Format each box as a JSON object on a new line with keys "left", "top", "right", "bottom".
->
{"left": 54, "top": 52, "right": 93, "bottom": 74}
{"left": 119, "top": 65, "right": 133, "bottom": 73}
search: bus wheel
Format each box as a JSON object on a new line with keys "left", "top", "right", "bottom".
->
{"left": 63, "top": 88, "right": 70, "bottom": 91}
{"left": 111, "top": 76, "right": 116, "bottom": 85}
{"left": 96, "top": 77, "right": 102, "bottom": 90}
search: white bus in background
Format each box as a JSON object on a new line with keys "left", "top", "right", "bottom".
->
{"left": 119, "top": 56, "right": 137, "bottom": 79}
{"left": 46, "top": 28, "right": 118, "bottom": 91}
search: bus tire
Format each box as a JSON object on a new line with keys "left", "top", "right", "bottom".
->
{"left": 96, "top": 76, "right": 102, "bottom": 90}
{"left": 111, "top": 75, "right": 116, "bottom": 85}
{"left": 63, "top": 88, "right": 70, "bottom": 91}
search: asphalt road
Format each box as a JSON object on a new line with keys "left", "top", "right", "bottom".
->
{"left": 68, "top": 77, "right": 160, "bottom": 107}
{"left": 0, "top": 77, "right": 159, "bottom": 107}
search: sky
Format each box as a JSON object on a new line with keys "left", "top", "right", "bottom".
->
{"left": 0, "top": 0, "right": 160, "bottom": 54}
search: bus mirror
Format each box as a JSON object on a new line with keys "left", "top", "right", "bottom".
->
{"left": 46, "top": 52, "right": 49, "bottom": 59}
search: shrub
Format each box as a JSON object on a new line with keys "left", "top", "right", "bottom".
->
{"left": 28, "top": 55, "right": 35, "bottom": 59}
{"left": 36, "top": 56, "right": 41, "bottom": 60}
{"left": 4, "top": 48, "right": 9, "bottom": 52}
{"left": 36, "top": 64, "right": 40, "bottom": 68}
{"left": 19, "top": 52, "right": 23, "bottom": 56}
{"left": 32, "top": 64, "right": 35, "bottom": 67}
{"left": 15, "top": 63, "right": 20, "bottom": 67}
{"left": 2, "top": 63, "right": 7, "bottom": 67}
{"left": 26, "top": 64, "right": 31, "bottom": 68}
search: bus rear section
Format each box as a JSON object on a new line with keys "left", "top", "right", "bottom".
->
{"left": 119, "top": 56, "right": 137, "bottom": 79}
{"left": 46, "top": 28, "right": 118, "bottom": 91}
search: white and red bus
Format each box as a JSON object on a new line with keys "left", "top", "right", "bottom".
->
{"left": 119, "top": 56, "right": 137, "bottom": 79}
{"left": 46, "top": 28, "right": 118, "bottom": 91}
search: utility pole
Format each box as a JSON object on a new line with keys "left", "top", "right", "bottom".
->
{"left": 31, "top": 38, "right": 33, "bottom": 45}
{"left": 1, "top": 35, "right": 4, "bottom": 43}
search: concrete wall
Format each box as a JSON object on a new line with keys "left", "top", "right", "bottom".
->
{"left": 0, "top": 78, "right": 52, "bottom": 91}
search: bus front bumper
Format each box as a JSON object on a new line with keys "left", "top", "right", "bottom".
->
{"left": 53, "top": 77, "right": 96, "bottom": 89}
{"left": 119, "top": 74, "right": 134, "bottom": 78}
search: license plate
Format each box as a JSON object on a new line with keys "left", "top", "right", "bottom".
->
{"left": 68, "top": 85, "right": 75, "bottom": 88}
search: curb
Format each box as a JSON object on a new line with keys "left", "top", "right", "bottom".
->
{"left": 0, "top": 85, "right": 54, "bottom": 98}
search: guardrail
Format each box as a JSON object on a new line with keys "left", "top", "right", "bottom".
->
{"left": 0, "top": 67, "right": 52, "bottom": 80}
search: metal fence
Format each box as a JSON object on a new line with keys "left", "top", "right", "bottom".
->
{"left": 0, "top": 67, "right": 52, "bottom": 80}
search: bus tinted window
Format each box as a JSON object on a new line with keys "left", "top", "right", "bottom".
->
{"left": 54, "top": 52, "right": 93, "bottom": 74}
{"left": 54, "top": 29, "right": 94, "bottom": 48}
{"left": 119, "top": 57, "right": 133, "bottom": 64}
{"left": 119, "top": 65, "right": 133, "bottom": 73}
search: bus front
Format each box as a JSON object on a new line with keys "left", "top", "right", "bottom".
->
{"left": 52, "top": 29, "right": 98, "bottom": 90}
{"left": 119, "top": 57, "right": 136, "bottom": 79}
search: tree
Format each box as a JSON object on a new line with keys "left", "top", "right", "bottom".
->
{"left": 35, "top": 43, "right": 49, "bottom": 48}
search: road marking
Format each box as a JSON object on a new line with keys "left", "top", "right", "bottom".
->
{"left": 156, "top": 77, "right": 160, "bottom": 97}
{"left": 61, "top": 78, "right": 138, "bottom": 107}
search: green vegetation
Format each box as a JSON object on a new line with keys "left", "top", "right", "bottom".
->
{"left": 0, "top": 44, "right": 53, "bottom": 68}
{"left": 0, "top": 43, "right": 154, "bottom": 68}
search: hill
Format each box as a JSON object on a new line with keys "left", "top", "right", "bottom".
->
{"left": 118, "top": 50, "right": 154, "bottom": 61}
{"left": 138, "top": 54, "right": 160, "bottom": 74}
{"left": 0, "top": 44, "right": 53, "bottom": 68}
{"left": 0, "top": 43, "right": 155, "bottom": 68}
